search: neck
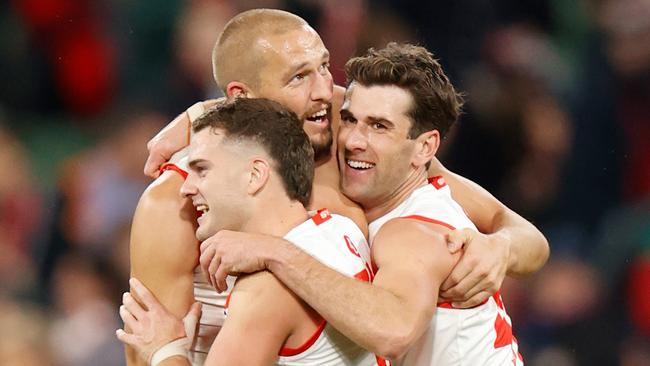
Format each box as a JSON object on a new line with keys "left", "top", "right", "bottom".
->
{"left": 363, "top": 169, "right": 428, "bottom": 223}
{"left": 240, "top": 198, "right": 309, "bottom": 237}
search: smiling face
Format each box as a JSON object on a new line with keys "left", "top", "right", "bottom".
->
{"left": 338, "top": 82, "right": 422, "bottom": 208}
{"left": 181, "top": 128, "right": 251, "bottom": 241}
{"left": 253, "top": 26, "right": 334, "bottom": 160}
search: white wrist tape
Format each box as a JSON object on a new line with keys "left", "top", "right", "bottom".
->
{"left": 186, "top": 102, "right": 206, "bottom": 124}
{"left": 186, "top": 101, "right": 206, "bottom": 143}
{"left": 150, "top": 306, "right": 199, "bottom": 366}
{"left": 150, "top": 337, "right": 190, "bottom": 366}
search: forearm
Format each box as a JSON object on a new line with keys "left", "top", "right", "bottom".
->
{"left": 159, "top": 356, "right": 191, "bottom": 366}
{"left": 264, "top": 239, "right": 424, "bottom": 357}
{"left": 432, "top": 159, "right": 549, "bottom": 277}
{"left": 491, "top": 207, "right": 549, "bottom": 277}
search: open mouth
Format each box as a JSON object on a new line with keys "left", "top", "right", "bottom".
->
{"left": 196, "top": 203, "right": 209, "bottom": 215}
{"left": 346, "top": 159, "right": 375, "bottom": 170}
{"left": 305, "top": 108, "right": 328, "bottom": 124}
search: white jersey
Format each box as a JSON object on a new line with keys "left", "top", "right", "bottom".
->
{"left": 161, "top": 156, "right": 377, "bottom": 365}
{"left": 274, "top": 209, "right": 377, "bottom": 366}
{"left": 368, "top": 177, "right": 524, "bottom": 366}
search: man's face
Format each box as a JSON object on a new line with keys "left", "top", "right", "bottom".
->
{"left": 254, "top": 26, "right": 334, "bottom": 159}
{"left": 181, "top": 129, "right": 249, "bottom": 241}
{"left": 338, "top": 83, "right": 419, "bottom": 208}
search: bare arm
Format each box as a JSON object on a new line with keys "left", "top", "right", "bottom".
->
{"left": 126, "top": 172, "right": 198, "bottom": 366}
{"left": 429, "top": 158, "right": 549, "bottom": 276}
{"left": 204, "top": 271, "right": 300, "bottom": 366}
{"left": 202, "top": 219, "right": 457, "bottom": 359}
{"left": 144, "top": 99, "right": 222, "bottom": 177}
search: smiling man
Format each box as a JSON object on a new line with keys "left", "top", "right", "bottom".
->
{"left": 119, "top": 98, "right": 376, "bottom": 365}
{"left": 127, "top": 8, "right": 546, "bottom": 366}
{"left": 193, "top": 43, "right": 524, "bottom": 365}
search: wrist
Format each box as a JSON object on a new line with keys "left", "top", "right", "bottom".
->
{"left": 150, "top": 337, "right": 190, "bottom": 366}
{"left": 489, "top": 231, "right": 515, "bottom": 272}
{"left": 264, "top": 237, "right": 296, "bottom": 274}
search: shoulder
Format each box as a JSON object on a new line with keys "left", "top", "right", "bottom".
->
{"left": 227, "top": 271, "right": 303, "bottom": 331}
{"left": 373, "top": 217, "right": 457, "bottom": 277}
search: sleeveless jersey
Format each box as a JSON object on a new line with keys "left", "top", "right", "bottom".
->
{"left": 161, "top": 156, "right": 377, "bottom": 365}
{"left": 274, "top": 210, "right": 377, "bottom": 366}
{"left": 368, "top": 176, "right": 524, "bottom": 366}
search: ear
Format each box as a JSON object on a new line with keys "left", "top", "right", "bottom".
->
{"left": 411, "top": 130, "right": 440, "bottom": 168}
{"left": 226, "top": 81, "right": 254, "bottom": 99}
{"left": 247, "top": 157, "right": 271, "bottom": 196}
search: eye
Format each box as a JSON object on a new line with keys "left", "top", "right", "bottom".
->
{"left": 341, "top": 114, "right": 356, "bottom": 124}
{"left": 319, "top": 62, "right": 330, "bottom": 73}
{"left": 290, "top": 73, "right": 306, "bottom": 83}
{"left": 371, "top": 122, "right": 387, "bottom": 130}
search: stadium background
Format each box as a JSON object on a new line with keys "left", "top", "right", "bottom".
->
{"left": 0, "top": 0, "right": 649, "bottom": 365}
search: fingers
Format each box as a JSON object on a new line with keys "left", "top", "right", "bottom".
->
{"left": 116, "top": 328, "right": 139, "bottom": 346}
{"left": 214, "top": 266, "right": 229, "bottom": 293}
{"left": 183, "top": 303, "right": 202, "bottom": 340}
{"left": 129, "top": 278, "right": 159, "bottom": 310}
{"left": 440, "top": 260, "right": 473, "bottom": 292}
{"left": 451, "top": 291, "right": 492, "bottom": 309}
{"left": 143, "top": 154, "right": 163, "bottom": 178}
{"left": 446, "top": 228, "right": 473, "bottom": 253}
{"left": 119, "top": 304, "right": 139, "bottom": 330}
{"left": 122, "top": 292, "right": 147, "bottom": 320}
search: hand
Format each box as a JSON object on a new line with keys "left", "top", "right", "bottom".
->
{"left": 200, "top": 230, "right": 279, "bottom": 292}
{"left": 144, "top": 99, "right": 222, "bottom": 178}
{"left": 439, "top": 229, "right": 510, "bottom": 308}
{"left": 116, "top": 278, "right": 201, "bottom": 363}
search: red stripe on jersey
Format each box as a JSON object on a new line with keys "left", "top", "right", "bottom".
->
{"left": 376, "top": 355, "right": 392, "bottom": 366}
{"left": 401, "top": 215, "right": 456, "bottom": 231}
{"left": 428, "top": 175, "right": 447, "bottom": 189}
{"left": 278, "top": 320, "right": 327, "bottom": 356}
{"left": 436, "top": 297, "right": 489, "bottom": 309}
{"left": 311, "top": 208, "right": 332, "bottom": 226}
{"left": 493, "top": 313, "right": 514, "bottom": 349}
{"left": 354, "top": 268, "right": 371, "bottom": 282}
{"left": 160, "top": 163, "right": 188, "bottom": 179}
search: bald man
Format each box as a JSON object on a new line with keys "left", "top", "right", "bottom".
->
{"left": 128, "top": 8, "right": 548, "bottom": 366}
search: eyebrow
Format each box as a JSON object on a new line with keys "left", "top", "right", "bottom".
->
{"left": 367, "top": 116, "right": 395, "bottom": 128}
{"left": 284, "top": 50, "right": 330, "bottom": 80}
{"left": 187, "top": 158, "right": 208, "bottom": 171}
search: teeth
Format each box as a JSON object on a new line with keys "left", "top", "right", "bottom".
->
{"left": 310, "top": 109, "right": 327, "bottom": 119}
{"left": 347, "top": 160, "right": 374, "bottom": 169}
{"left": 196, "top": 204, "right": 209, "bottom": 213}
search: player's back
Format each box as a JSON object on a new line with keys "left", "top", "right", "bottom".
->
{"left": 369, "top": 177, "right": 523, "bottom": 366}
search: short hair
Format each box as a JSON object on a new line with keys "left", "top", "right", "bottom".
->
{"left": 212, "top": 9, "right": 308, "bottom": 91}
{"left": 192, "top": 98, "right": 314, "bottom": 206}
{"left": 345, "top": 42, "right": 464, "bottom": 139}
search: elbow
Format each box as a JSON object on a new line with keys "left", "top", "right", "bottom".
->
{"left": 373, "top": 326, "right": 418, "bottom": 360}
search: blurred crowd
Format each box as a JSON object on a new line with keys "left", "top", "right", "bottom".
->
{"left": 0, "top": 0, "right": 648, "bottom": 365}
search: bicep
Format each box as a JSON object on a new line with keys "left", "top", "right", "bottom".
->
{"left": 428, "top": 158, "right": 504, "bottom": 233}
{"left": 371, "top": 219, "right": 458, "bottom": 317}
{"left": 204, "top": 272, "right": 298, "bottom": 366}
{"left": 129, "top": 172, "right": 198, "bottom": 317}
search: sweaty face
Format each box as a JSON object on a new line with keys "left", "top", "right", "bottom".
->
{"left": 181, "top": 129, "right": 250, "bottom": 241}
{"left": 338, "top": 83, "right": 419, "bottom": 208}
{"left": 254, "top": 26, "right": 334, "bottom": 160}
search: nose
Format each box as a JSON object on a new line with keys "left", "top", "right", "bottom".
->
{"left": 311, "top": 69, "right": 333, "bottom": 102}
{"left": 180, "top": 174, "right": 197, "bottom": 198}
{"left": 342, "top": 123, "right": 368, "bottom": 152}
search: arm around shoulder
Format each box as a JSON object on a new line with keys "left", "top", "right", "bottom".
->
{"left": 429, "top": 158, "right": 549, "bottom": 276}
